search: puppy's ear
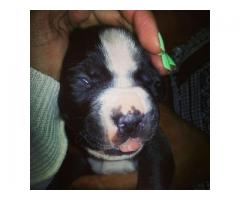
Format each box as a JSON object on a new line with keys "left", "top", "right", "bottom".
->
{"left": 148, "top": 68, "right": 165, "bottom": 102}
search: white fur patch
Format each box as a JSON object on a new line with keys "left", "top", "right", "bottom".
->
{"left": 97, "top": 28, "right": 152, "bottom": 144}
{"left": 88, "top": 157, "right": 137, "bottom": 175}
{"left": 100, "top": 29, "right": 137, "bottom": 88}
{"left": 96, "top": 87, "right": 151, "bottom": 143}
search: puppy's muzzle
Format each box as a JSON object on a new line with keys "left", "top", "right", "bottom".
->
{"left": 112, "top": 107, "right": 144, "bottom": 141}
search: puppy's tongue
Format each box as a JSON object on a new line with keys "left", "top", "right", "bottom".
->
{"left": 119, "top": 138, "right": 142, "bottom": 152}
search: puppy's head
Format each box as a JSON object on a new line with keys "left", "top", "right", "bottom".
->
{"left": 59, "top": 27, "right": 162, "bottom": 158}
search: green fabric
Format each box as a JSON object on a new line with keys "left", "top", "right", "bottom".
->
{"left": 30, "top": 67, "right": 68, "bottom": 186}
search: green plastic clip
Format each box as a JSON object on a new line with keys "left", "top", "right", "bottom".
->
{"left": 158, "top": 32, "right": 176, "bottom": 70}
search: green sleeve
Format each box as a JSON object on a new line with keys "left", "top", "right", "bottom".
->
{"left": 30, "top": 67, "right": 68, "bottom": 186}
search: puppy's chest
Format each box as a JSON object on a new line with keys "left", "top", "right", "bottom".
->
{"left": 88, "top": 157, "right": 137, "bottom": 174}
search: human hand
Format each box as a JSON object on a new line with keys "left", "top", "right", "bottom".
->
{"left": 31, "top": 10, "right": 169, "bottom": 81}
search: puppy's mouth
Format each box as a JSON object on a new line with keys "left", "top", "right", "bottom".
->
{"left": 86, "top": 138, "right": 144, "bottom": 161}
{"left": 79, "top": 129, "right": 145, "bottom": 156}
{"left": 104, "top": 137, "right": 143, "bottom": 156}
{"left": 118, "top": 137, "right": 142, "bottom": 152}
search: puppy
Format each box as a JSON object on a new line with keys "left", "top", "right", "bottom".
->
{"left": 56, "top": 27, "right": 174, "bottom": 189}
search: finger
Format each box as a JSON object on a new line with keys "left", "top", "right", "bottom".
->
{"left": 76, "top": 12, "right": 100, "bottom": 28}
{"left": 121, "top": 11, "right": 159, "bottom": 54}
{"left": 96, "top": 11, "right": 130, "bottom": 30}
{"left": 68, "top": 11, "right": 91, "bottom": 28}
{"left": 122, "top": 10, "right": 169, "bottom": 75}
{"left": 76, "top": 11, "right": 132, "bottom": 31}
{"left": 151, "top": 54, "right": 171, "bottom": 75}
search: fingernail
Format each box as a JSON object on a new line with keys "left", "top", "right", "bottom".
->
{"left": 157, "top": 32, "right": 176, "bottom": 71}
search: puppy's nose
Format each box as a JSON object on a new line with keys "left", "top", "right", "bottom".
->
{"left": 114, "top": 110, "right": 144, "bottom": 136}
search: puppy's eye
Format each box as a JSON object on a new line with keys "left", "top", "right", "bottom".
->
{"left": 141, "top": 74, "right": 152, "bottom": 83}
{"left": 78, "top": 76, "right": 91, "bottom": 88}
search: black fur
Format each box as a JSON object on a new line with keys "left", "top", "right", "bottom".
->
{"left": 52, "top": 27, "right": 175, "bottom": 189}
{"left": 59, "top": 49, "right": 113, "bottom": 150}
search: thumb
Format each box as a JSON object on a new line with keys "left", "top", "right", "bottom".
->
{"left": 68, "top": 11, "right": 91, "bottom": 29}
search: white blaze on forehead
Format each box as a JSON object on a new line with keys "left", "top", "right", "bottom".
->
{"left": 100, "top": 29, "right": 138, "bottom": 87}
{"left": 96, "top": 29, "right": 152, "bottom": 145}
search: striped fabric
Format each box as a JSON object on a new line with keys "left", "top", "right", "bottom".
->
{"left": 170, "top": 28, "right": 210, "bottom": 189}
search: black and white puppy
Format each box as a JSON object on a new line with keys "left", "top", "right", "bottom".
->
{"left": 57, "top": 27, "right": 174, "bottom": 189}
